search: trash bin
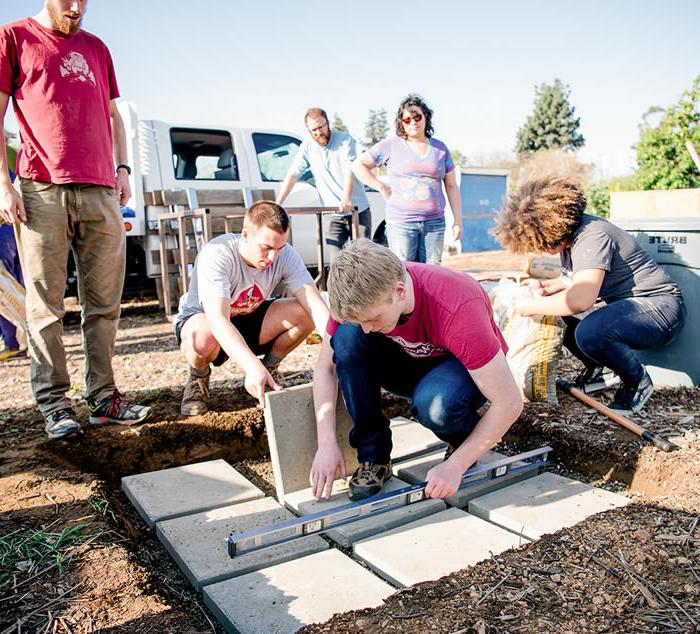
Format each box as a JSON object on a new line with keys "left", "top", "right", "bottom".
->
{"left": 459, "top": 169, "right": 508, "bottom": 252}
{"left": 614, "top": 218, "right": 700, "bottom": 386}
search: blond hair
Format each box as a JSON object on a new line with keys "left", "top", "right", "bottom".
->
{"left": 328, "top": 239, "right": 405, "bottom": 321}
{"left": 493, "top": 177, "right": 586, "bottom": 254}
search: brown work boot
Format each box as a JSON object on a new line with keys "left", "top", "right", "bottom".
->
{"left": 181, "top": 370, "right": 210, "bottom": 416}
{"left": 348, "top": 461, "right": 392, "bottom": 501}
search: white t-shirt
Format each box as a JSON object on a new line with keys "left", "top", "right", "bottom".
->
{"left": 175, "top": 233, "right": 312, "bottom": 323}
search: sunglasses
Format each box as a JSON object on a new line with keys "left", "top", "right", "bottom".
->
{"left": 401, "top": 112, "right": 423, "bottom": 125}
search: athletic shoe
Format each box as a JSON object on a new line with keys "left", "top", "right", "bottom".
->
{"left": 573, "top": 365, "right": 620, "bottom": 394}
{"left": 348, "top": 461, "right": 392, "bottom": 501}
{"left": 181, "top": 370, "right": 210, "bottom": 416}
{"left": 609, "top": 370, "right": 654, "bottom": 415}
{"left": 88, "top": 390, "right": 152, "bottom": 426}
{"left": 45, "top": 408, "right": 82, "bottom": 440}
{"left": 0, "top": 348, "right": 26, "bottom": 362}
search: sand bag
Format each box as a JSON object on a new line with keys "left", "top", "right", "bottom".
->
{"left": 0, "top": 260, "right": 27, "bottom": 349}
{"left": 488, "top": 278, "right": 563, "bottom": 404}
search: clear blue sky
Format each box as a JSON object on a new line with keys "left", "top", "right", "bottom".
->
{"left": 2, "top": 1, "right": 698, "bottom": 178}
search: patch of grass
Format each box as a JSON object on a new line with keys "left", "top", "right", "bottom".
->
{"left": 0, "top": 523, "right": 103, "bottom": 591}
{"left": 86, "top": 495, "right": 116, "bottom": 522}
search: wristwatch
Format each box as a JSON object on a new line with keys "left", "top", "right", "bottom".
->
{"left": 116, "top": 164, "right": 132, "bottom": 175}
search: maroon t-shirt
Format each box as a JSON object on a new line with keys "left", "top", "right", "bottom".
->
{"left": 0, "top": 18, "right": 119, "bottom": 186}
{"left": 327, "top": 262, "right": 507, "bottom": 371}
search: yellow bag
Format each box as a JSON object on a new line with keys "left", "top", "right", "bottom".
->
{"left": 488, "top": 278, "right": 563, "bottom": 404}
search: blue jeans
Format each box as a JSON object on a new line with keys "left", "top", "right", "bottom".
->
{"left": 325, "top": 208, "right": 371, "bottom": 262}
{"left": 0, "top": 223, "right": 24, "bottom": 350}
{"left": 331, "top": 323, "right": 486, "bottom": 463}
{"left": 386, "top": 217, "right": 445, "bottom": 264}
{"left": 563, "top": 295, "right": 686, "bottom": 385}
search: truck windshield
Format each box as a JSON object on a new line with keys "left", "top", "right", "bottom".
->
{"left": 170, "top": 128, "right": 239, "bottom": 181}
{"left": 252, "top": 133, "right": 302, "bottom": 182}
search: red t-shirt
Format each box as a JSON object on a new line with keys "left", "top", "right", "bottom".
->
{"left": 327, "top": 262, "right": 507, "bottom": 371}
{"left": 0, "top": 18, "right": 119, "bottom": 186}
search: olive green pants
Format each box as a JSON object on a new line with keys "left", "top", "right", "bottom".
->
{"left": 15, "top": 179, "right": 125, "bottom": 416}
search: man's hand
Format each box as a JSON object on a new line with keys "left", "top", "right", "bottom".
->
{"left": 379, "top": 183, "right": 392, "bottom": 200}
{"left": 425, "top": 459, "right": 464, "bottom": 499}
{"left": 338, "top": 198, "right": 353, "bottom": 213}
{"left": 0, "top": 182, "right": 26, "bottom": 224}
{"left": 310, "top": 442, "right": 347, "bottom": 500}
{"left": 115, "top": 169, "right": 131, "bottom": 205}
{"left": 243, "top": 361, "right": 281, "bottom": 407}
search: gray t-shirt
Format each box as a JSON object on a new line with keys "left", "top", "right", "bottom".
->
{"left": 289, "top": 129, "right": 370, "bottom": 215}
{"left": 175, "top": 233, "right": 312, "bottom": 323}
{"left": 560, "top": 214, "right": 680, "bottom": 302}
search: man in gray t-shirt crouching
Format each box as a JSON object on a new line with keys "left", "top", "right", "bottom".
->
{"left": 174, "top": 201, "right": 330, "bottom": 415}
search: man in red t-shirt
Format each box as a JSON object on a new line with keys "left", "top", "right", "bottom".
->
{"left": 0, "top": 1, "right": 151, "bottom": 440}
{"left": 311, "top": 239, "right": 523, "bottom": 501}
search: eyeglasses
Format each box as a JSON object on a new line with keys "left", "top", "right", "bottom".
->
{"left": 401, "top": 112, "right": 423, "bottom": 125}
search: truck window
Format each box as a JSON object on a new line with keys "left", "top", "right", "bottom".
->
{"left": 170, "top": 128, "right": 239, "bottom": 181}
{"left": 252, "top": 133, "right": 308, "bottom": 182}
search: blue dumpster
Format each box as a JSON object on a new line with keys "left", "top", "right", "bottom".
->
{"left": 615, "top": 218, "right": 700, "bottom": 386}
{"left": 459, "top": 168, "right": 509, "bottom": 252}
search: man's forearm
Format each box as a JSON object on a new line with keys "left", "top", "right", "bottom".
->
{"left": 276, "top": 174, "right": 298, "bottom": 205}
{"left": 312, "top": 368, "right": 339, "bottom": 445}
{"left": 209, "top": 317, "right": 262, "bottom": 372}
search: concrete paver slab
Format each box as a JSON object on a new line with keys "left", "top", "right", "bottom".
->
{"left": 394, "top": 450, "right": 532, "bottom": 508}
{"left": 121, "top": 459, "right": 264, "bottom": 528}
{"left": 468, "top": 471, "right": 631, "bottom": 540}
{"left": 354, "top": 507, "right": 526, "bottom": 587}
{"left": 284, "top": 477, "right": 446, "bottom": 547}
{"left": 203, "top": 549, "right": 394, "bottom": 634}
{"left": 264, "top": 384, "right": 358, "bottom": 504}
{"left": 156, "top": 498, "right": 328, "bottom": 591}
{"left": 389, "top": 416, "right": 445, "bottom": 462}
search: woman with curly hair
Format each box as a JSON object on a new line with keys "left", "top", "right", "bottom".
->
{"left": 494, "top": 177, "right": 686, "bottom": 415}
{"left": 352, "top": 94, "right": 462, "bottom": 264}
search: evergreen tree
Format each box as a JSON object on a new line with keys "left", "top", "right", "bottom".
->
{"left": 364, "top": 109, "right": 389, "bottom": 147}
{"left": 450, "top": 149, "right": 467, "bottom": 168}
{"left": 516, "top": 79, "right": 585, "bottom": 156}
{"left": 332, "top": 113, "right": 348, "bottom": 132}
{"left": 635, "top": 75, "right": 700, "bottom": 190}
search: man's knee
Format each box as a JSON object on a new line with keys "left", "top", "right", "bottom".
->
{"left": 181, "top": 317, "right": 217, "bottom": 356}
{"left": 412, "top": 375, "right": 483, "bottom": 433}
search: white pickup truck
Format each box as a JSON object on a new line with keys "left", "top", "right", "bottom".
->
{"left": 116, "top": 101, "right": 386, "bottom": 290}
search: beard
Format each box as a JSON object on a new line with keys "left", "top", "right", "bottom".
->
{"left": 47, "top": 5, "right": 83, "bottom": 34}
{"left": 315, "top": 131, "right": 331, "bottom": 147}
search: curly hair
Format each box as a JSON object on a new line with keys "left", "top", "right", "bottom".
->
{"left": 493, "top": 177, "right": 587, "bottom": 254}
{"left": 395, "top": 94, "right": 434, "bottom": 139}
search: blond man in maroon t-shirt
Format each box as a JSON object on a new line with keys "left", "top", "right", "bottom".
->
{"left": 311, "top": 239, "right": 523, "bottom": 502}
{"left": 0, "top": 1, "right": 151, "bottom": 440}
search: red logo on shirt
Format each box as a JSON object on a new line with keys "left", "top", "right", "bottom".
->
{"left": 230, "top": 284, "right": 264, "bottom": 316}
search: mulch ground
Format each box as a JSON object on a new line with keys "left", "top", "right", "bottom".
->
{"left": 1, "top": 251, "right": 699, "bottom": 633}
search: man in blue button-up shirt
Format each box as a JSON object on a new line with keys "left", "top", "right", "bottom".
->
{"left": 277, "top": 107, "right": 372, "bottom": 261}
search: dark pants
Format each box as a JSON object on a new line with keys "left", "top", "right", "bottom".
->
{"left": 324, "top": 208, "right": 372, "bottom": 262}
{"left": 563, "top": 295, "right": 686, "bottom": 385}
{"left": 331, "top": 323, "right": 486, "bottom": 463}
{"left": 0, "top": 223, "right": 25, "bottom": 350}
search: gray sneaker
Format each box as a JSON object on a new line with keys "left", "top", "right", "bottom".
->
{"left": 45, "top": 408, "right": 82, "bottom": 440}
{"left": 87, "top": 390, "right": 152, "bottom": 426}
{"left": 181, "top": 371, "right": 210, "bottom": 416}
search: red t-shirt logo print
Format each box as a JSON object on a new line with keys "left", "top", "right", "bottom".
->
{"left": 230, "top": 284, "right": 264, "bottom": 316}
